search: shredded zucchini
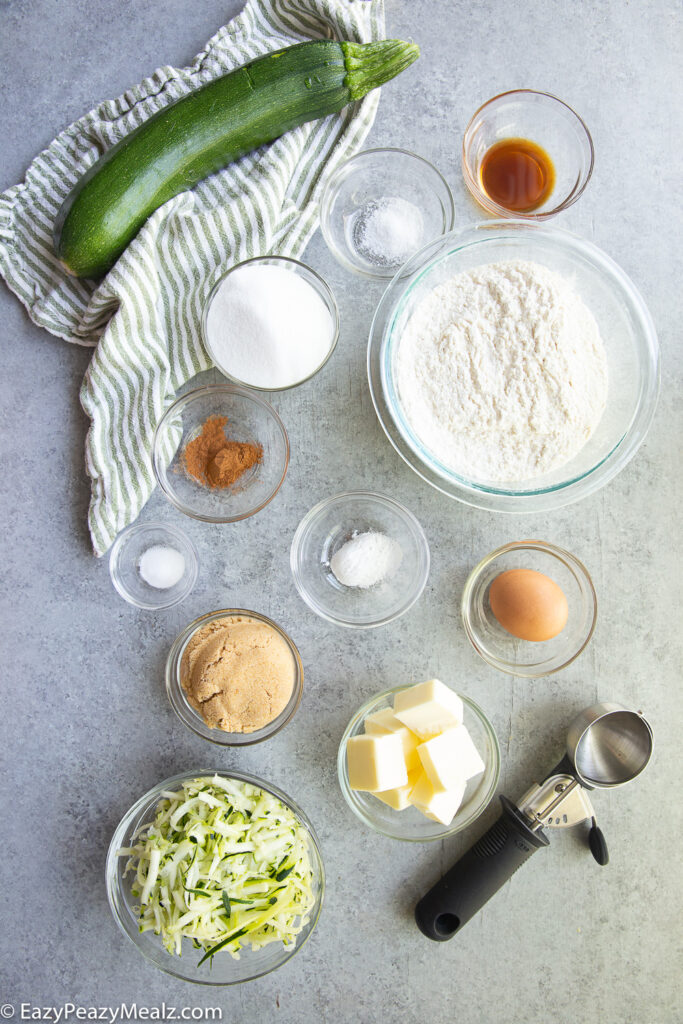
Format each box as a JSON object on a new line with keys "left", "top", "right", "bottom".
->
{"left": 118, "top": 775, "right": 316, "bottom": 964}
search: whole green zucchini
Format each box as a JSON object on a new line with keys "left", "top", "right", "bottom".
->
{"left": 53, "top": 38, "right": 419, "bottom": 278}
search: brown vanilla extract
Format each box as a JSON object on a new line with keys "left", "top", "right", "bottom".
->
{"left": 480, "top": 137, "right": 555, "bottom": 212}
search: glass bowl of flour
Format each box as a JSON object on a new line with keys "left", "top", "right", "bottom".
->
{"left": 290, "top": 491, "right": 430, "bottom": 628}
{"left": 368, "top": 221, "right": 660, "bottom": 512}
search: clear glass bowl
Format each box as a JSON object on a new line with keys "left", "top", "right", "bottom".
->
{"left": 105, "top": 769, "right": 324, "bottom": 984}
{"left": 368, "top": 221, "right": 660, "bottom": 513}
{"left": 153, "top": 385, "right": 289, "bottom": 523}
{"left": 290, "top": 491, "right": 430, "bottom": 629}
{"left": 462, "top": 90, "right": 594, "bottom": 218}
{"left": 108, "top": 521, "right": 198, "bottom": 610}
{"left": 461, "top": 540, "right": 597, "bottom": 677}
{"left": 338, "top": 686, "right": 500, "bottom": 841}
{"left": 166, "top": 608, "right": 304, "bottom": 746}
{"left": 201, "top": 256, "right": 339, "bottom": 391}
{"left": 320, "top": 148, "right": 455, "bottom": 279}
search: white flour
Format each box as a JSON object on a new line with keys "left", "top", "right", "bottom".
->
{"left": 395, "top": 260, "right": 609, "bottom": 482}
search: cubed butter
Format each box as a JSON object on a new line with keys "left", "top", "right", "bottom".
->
{"left": 364, "top": 708, "right": 420, "bottom": 771}
{"left": 347, "top": 733, "right": 408, "bottom": 792}
{"left": 417, "top": 724, "right": 484, "bottom": 792}
{"left": 364, "top": 707, "right": 405, "bottom": 735}
{"left": 374, "top": 768, "right": 421, "bottom": 811}
{"left": 393, "top": 679, "right": 464, "bottom": 738}
{"left": 409, "top": 769, "right": 467, "bottom": 826}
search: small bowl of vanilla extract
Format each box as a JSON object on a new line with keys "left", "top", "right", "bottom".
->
{"left": 462, "top": 89, "right": 594, "bottom": 219}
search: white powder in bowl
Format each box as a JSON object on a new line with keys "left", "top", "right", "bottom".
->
{"left": 205, "top": 264, "right": 334, "bottom": 389}
{"left": 395, "top": 260, "right": 608, "bottom": 483}
{"left": 330, "top": 531, "right": 403, "bottom": 589}
{"left": 138, "top": 545, "right": 186, "bottom": 589}
{"left": 351, "top": 196, "right": 424, "bottom": 267}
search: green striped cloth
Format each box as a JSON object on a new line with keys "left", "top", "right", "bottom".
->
{"left": 0, "top": 0, "right": 384, "bottom": 555}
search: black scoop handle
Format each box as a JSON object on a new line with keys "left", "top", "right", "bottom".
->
{"left": 415, "top": 796, "right": 550, "bottom": 941}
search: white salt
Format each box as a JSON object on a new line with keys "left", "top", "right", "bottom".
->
{"left": 138, "top": 545, "right": 186, "bottom": 589}
{"left": 205, "top": 264, "right": 334, "bottom": 389}
{"left": 330, "top": 531, "right": 403, "bottom": 589}
{"left": 352, "top": 197, "right": 424, "bottom": 267}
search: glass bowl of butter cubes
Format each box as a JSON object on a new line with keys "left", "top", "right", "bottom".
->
{"left": 338, "top": 680, "right": 500, "bottom": 841}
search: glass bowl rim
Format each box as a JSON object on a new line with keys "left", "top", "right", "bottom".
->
{"left": 201, "top": 255, "right": 340, "bottom": 391}
{"left": 108, "top": 519, "right": 199, "bottom": 610}
{"left": 461, "top": 88, "right": 595, "bottom": 219}
{"left": 166, "top": 607, "right": 304, "bottom": 746}
{"left": 368, "top": 219, "right": 660, "bottom": 512}
{"left": 152, "top": 383, "right": 290, "bottom": 523}
{"left": 337, "top": 684, "right": 501, "bottom": 841}
{"left": 461, "top": 539, "right": 598, "bottom": 678}
{"left": 105, "top": 767, "right": 325, "bottom": 985}
{"left": 289, "top": 489, "right": 431, "bottom": 629}
{"left": 319, "top": 146, "right": 456, "bottom": 280}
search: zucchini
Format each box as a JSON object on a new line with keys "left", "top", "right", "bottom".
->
{"left": 54, "top": 38, "right": 420, "bottom": 278}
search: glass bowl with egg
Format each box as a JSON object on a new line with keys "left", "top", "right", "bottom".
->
{"left": 290, "top": 491, "right": 430, "bottom": 629}
{"left": 368, "top": 220, "right": 660, "bottom": 513}
{"left": 165, "top": 608, "right": 304, "bottom": 745}
{"left": 338, "top": 683, "right": 500, "bottom": 842}
{"left": 461, "top": 540, "right": 597, "bottom": 677}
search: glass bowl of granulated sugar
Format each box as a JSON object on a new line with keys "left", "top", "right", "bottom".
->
{"left": 202, "top": 256, "right": 339, "bottom": 391}
{"left": 369, "top": 220, "right": 660, "bottom": 514}
{"left": 320, "top": 148, "right": 455, "bottom": 279}
{"left": 290, "top": 491, "right": 430, "bottom": 629}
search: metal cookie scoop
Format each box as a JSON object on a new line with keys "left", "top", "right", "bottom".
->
{"left": 415, "top": 702, "right": 653, "bottom": 941}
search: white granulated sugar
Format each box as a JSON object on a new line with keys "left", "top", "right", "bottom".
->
{"left": 205, "top": 264, "right": 333, "bottom": 389}
{"left": 330, "top": 531, "right": 403, "bottom": 589}
{"left": 352, "top": 197, "right": 424, "bottom": 267}
{"left": 395, "top": 260, "right": 609, "bottom": 482}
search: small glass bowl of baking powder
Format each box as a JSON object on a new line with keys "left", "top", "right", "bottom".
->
{"left": 109, "top": 520, "right": 198, "bottom": 610}
{"left": 290, "top": 491, "right": 430, "bottom": 628}
{"left": 320, "top": 148, "right": 455, "bottom": 279}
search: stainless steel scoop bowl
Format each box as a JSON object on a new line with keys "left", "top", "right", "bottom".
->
{"left": 567, "top": 702, "right": 653, "bottom": 788}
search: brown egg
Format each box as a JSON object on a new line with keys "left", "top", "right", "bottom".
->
{"left": 489, "top": 568, "right": 569, "bottom": 642}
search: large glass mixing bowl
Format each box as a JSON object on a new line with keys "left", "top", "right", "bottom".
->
{"left": 367, "top": 221, "right": 659, "bottom": 513}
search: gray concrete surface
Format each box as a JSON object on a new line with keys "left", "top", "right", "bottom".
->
{"left": 1, "top": 1, "right": 681, "bottom": 1022}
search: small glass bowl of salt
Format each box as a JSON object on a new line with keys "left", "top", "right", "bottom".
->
{"left": 320, "top": 148, "right": 455, "bottom": 279}
{"left": 290, "top": 491, "right": 430, "bottom": 628}
{"left": 109, "top": 521, "right": 198, "bottom": 610}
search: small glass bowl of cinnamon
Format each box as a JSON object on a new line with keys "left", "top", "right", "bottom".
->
{"left": 152, "top": 384, "right": 289, "bottom": 522}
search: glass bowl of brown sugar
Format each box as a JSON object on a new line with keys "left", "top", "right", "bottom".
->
{"left": 153, "top": 385, "right": 289, "bottom": 522}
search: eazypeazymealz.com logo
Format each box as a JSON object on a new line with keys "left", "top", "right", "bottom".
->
{"left": 6, "top": 1005, "right": 222, "bottom": 1023}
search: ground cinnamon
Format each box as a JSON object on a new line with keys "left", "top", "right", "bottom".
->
{"left": 183, "top": 415, "right": 263, "bottom": 489}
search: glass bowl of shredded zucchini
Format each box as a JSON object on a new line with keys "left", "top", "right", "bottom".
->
{"left": 106, "top": 771, "right": 324, "bottom": 983}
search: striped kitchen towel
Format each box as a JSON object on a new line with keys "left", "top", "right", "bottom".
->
{"left": 0, "top": 0, "right": 384, "bottom": 555}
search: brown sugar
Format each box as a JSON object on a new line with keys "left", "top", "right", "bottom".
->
{"left": 182, "top": 414, "right": 262, "bottom": 489}
{"left": 180, "top": 615, "right": 296, "bottom": 733}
